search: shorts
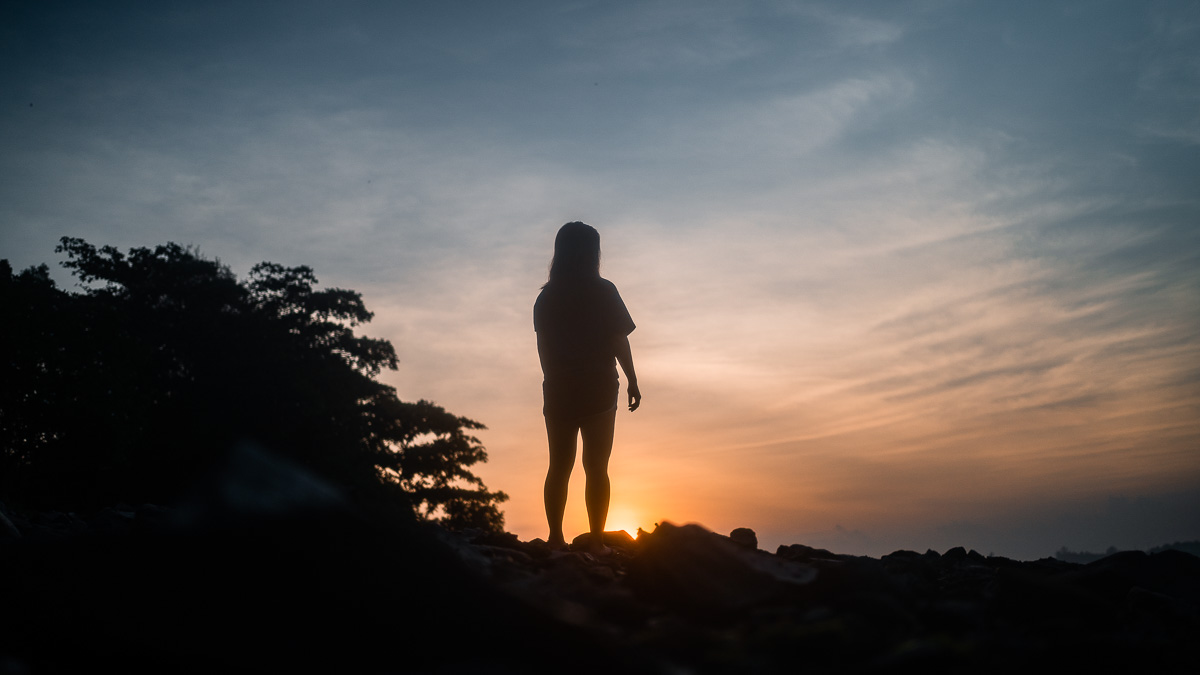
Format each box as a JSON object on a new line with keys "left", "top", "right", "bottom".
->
{"left": 542, "top": 368, "right": 619, "bottom": 422}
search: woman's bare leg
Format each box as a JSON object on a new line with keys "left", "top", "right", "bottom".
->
{"left": 580, "top": 409, "right": 616, "bottom": 552}
{"left": 544, "top": 416, "right": 579, "bottom": 546}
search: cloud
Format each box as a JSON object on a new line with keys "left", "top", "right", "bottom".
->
{"left": 2, "top": 0, "right": 1197, "bottom": 557}
{"left": 784, "top": 3, "right": 906, "bottom": 49}
{"left": 552, "top": 0, "right": 765, "bottom": 71}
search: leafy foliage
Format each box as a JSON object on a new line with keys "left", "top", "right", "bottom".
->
{"left": 0, "top": 238, "right": 507, "bottom": 530}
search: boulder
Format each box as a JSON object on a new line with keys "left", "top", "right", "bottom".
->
{"left": 776, "top": 542, "right": 840, "bottom": 562}
{"left": 627, "top": 522, "right": 814, "bottom": 616}
{"left": 729, "top": 527, "right": 757, "bottom": 549}
{"left": 0, "top": 504, "right": 20, "bottom": 539}
{"left": 570, "top": 530, "right": 638, "bottom": 551}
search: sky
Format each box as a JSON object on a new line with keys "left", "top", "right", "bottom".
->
{"left": 3, "top": 0, "right": 1198, "bottom": 560}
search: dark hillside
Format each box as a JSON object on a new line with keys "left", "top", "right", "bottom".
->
{"left": 3, "top": 486, "right": 1196, "bottom": 673}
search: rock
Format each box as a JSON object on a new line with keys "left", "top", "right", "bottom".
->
{"left": 570, "top": 530, "right": 637, "bottom": 551}
{"left": 0, "top": 505, "right": 20, "bottom": 539}
{"left": 776, "top": 542, "right": 840, "bottom": 562}
{"left": 5, "top": 485, "right": 1200, "bottom": 673}
{"left": 1127, "top": 585, "right": 1199, "bottom": 628}
{"left": 133, "top": 503, "right": 173, "bottom": 532}
{"left": 627, "top": 522, "right": 814, "bottom": 616}
{"left": 26, "top": 511, "right": 88, "bottom": 540}
{"left": 0, "top": 478, "right": 641, "bottom": 673}
{"left": 85, "top": 507, "right": 136, "bottom": 535}
{"left": 943, "top": 546, "right": 967, "bottom": 560}
{"left": 994, "top": 564, "right": 1117, "bottom": 630}
{"left": 729, "top": 527, "right": 757, "bottom": 549}
{"left": 174, "top": 443, "right": 347, "bottom": 525}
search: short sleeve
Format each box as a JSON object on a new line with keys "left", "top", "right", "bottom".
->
{"left": 606, "top": 282, "right": 635, "bottom": 337}
{"left": 535, "top": 279, "right": 632, "bottom": 377}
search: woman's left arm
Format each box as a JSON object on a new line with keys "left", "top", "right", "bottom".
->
{"left": 614, "top": 334, "right": 641, "bottom": 412}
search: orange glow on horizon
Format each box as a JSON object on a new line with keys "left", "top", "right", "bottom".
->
{"left": 603, "top": 506, "right": 645, "bottom": 539}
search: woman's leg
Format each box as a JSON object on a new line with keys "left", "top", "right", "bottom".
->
{"left": 544, "top": 416, "right": 579, "bottom": 546}
{"left": 580, "top": 409, "right": 616, "bottom": 549}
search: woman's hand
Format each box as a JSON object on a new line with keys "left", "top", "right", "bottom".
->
{"left": 615, "top": 334, "right": 640, "bottom": 412}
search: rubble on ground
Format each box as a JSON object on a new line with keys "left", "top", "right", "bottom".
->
{"left": 2, "top": 500, "right": 1197, "bottom": 673}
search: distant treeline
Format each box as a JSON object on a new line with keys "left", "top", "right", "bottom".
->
{"left": 1054, "top": 541, "right": 1200, "bottom": 563}
{"left": 0, "top": 237, "right": 506, "bottom": 529}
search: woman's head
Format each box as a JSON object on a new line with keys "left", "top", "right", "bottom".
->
{"left": 546, "top": 221, "right": 601, "bottom": 285}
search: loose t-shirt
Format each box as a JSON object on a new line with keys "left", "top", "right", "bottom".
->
{"left": 534, "top": 277, "right": 635, "bottom": 420}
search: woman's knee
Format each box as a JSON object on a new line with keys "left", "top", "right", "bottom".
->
{"left": 581, "top": 443, "right": 611, "bottom": 476}
{"left": 580, "top": 435, "right": 613, "bottom": 473}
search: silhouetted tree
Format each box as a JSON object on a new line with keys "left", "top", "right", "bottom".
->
{"left": 0, "top": 238, "right": 507, "bottom": 529}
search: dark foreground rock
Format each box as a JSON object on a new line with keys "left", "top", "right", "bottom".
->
{"left": 0, "top": 450, "right": 646, "bottom": 674}
{"left": 3, "top": 486, "right": 1198, "bottom": 673}
{"left": 446, "top": 524, "right": 1200, "bottom": 673}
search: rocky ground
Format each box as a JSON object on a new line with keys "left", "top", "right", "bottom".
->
{"left": 3, "top": 499, "right": 1197, "bottom": 674}
{"left": 447, "top": 523, "right": 1200, "bottom": 673}
{"left": 3, "top": 443, "right": 1198, "bottom": 674}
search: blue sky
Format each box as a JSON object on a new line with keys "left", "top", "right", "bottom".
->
{"left": 3, "top": 0, "right": 1198, "bottom": 558}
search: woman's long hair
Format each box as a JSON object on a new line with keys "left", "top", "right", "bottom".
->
{"left": 544, "top": 221, "right": 601, "bottom": 287}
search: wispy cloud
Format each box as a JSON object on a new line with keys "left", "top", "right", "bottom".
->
{"left": 2, "top": 0, "right": 1197, "bottom": 559}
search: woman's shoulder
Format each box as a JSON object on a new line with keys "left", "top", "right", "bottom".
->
{"left": 541, "top": 277, "right": 617, "bottom": 293}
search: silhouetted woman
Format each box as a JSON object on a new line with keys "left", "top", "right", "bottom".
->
{"left": 534, "top": 222, "right": 641, "bottom": 553}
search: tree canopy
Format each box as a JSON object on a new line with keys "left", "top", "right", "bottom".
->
{"left": 0, "top": 238, "right": 506, "bottom": 530}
